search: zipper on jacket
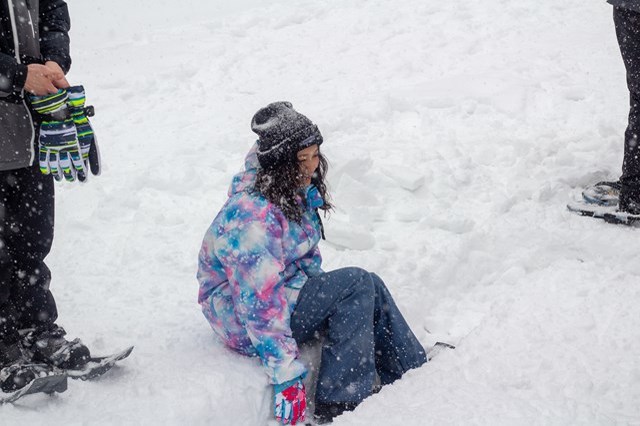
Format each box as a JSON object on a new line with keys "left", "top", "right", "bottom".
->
{"left": 7, "top": 0, "right": 36, "bottom": 166}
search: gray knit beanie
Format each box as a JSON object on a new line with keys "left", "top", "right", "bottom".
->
{"left": 251, "top": 101, "right": 323, "bottom": 169}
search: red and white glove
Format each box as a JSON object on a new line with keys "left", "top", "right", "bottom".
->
{"left": 273, "top": 377, "right": 306, "bottom": 425}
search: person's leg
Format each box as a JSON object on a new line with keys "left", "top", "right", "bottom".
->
{"left": 291, "top": 268, "right": 427, "bottom": 422}
{"left": 370, "top": 273, "right": 427, "bottom": 385}
{"left": 291, "top": 267, "right": 377, "bottom": 407}
{"left": 614, "top": 7, "right": 640, "bottom": 212}
{"left": 0, "top": 169, "right": 20, "bottom": 345}
{"left": 0, "top": 163, "right": 57, "bottom": 389}
{"left": 0, "top": 162, "right": 58, "bottom": 338}
{"left": 1, "top": 162, "right": 91, "bottom": 369}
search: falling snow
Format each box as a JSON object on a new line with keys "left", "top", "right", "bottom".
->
{"left": 2, "top": 0, "right": 638, "bottom": 425}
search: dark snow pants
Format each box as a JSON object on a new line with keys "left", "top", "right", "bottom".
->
{"left": 614, "top": 7, "right": 640, "bottom": 191}
{"left": 0, "top": 161, "right": 57, "bottom": 344}
{"left": 291, "top": 267, "right": 427, "bottom": 405}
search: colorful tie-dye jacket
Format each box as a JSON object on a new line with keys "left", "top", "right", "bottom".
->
{"left": 197, "top": 144, "right": 323, "bottom": 385}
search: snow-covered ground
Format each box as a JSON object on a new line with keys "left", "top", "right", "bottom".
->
{"left": 4, "top": 0, "right": 640, "bottom": 424}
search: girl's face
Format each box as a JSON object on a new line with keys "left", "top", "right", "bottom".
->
{"left": 296, "top": 144, "right": 320, "bottom": 186}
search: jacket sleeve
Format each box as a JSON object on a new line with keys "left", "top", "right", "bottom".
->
{"left": 39, "top": 0, "right": 71, "bottom": 73}
{"left": 297, "top": 245, "right": 323, "bottom": 278}
{"left": 0, "top": 53, "right": 28, "bottom": 97}
{"left": 213, "top": 207, "right": 307, "bottom": 385}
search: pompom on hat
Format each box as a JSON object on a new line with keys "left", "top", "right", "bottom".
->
{"left": 251, "top": 101, "right": 323, "bottom": 169}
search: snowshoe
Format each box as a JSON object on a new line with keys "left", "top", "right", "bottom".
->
{"left": 0, "top": 369, "right": 67, "bottom": 404}
{"left": 22, "top": 325, "right": 91, "bottom": 370}
{"left": 427, "top": 341, "right": 456, "bottom": 362}
{"left": 567, "top": 200, "right": 640, "bottom": 226}
{"left": 64, "top": 346, "right": 134, "bottom": 381}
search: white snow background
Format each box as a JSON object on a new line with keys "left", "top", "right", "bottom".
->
{"left": 3, "top": 0, "right": 640, "bottom": 425}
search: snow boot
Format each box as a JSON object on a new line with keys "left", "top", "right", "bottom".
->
{"left": 582, "top": 181, "right": 621, "bottom": 206}
{"left": 23, "top": 325, "right": 91, "bottom": 370}
{"left": 0, "top": 340, "right": 36, "bottom": 392}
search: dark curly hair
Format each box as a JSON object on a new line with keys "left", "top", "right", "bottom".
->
{"left": 254, "top": 148, "right": 333, "bottom": 223}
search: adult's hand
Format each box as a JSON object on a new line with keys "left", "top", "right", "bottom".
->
{"left": 44, "top": 61, "right": 70, "bottom": 89}
{"left": 24, "top": 64, "right": 63, "bottom": 95}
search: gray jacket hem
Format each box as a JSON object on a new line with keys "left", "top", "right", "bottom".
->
{"left": 0, "top": 157, "right": 32, "bottom": 172}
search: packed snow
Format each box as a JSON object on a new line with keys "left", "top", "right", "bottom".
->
{"left": 3, "top": 0, "right": 640, "bottom": 424}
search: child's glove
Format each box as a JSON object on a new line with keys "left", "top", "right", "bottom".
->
{"left": 273, "top": 377, "right": 306, "bottom": 425}
{"left": 29, "top": 89, "right": 85, "bottom": 182}
{"left": 67, "top": 85, "right": 101, "bottom": 180}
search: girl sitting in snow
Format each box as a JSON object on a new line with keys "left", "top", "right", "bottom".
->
{"left": 197, "top": 102, "right": 427, "bottom": 424}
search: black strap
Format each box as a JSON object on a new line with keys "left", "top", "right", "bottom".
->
{"left": 315, "top": 209, "right": 326, "bottom": 240}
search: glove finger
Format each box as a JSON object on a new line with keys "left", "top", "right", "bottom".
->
{"left": 76, "top": 122, "right": 93, "bottom": 148}
{"left": 291, "top": 400, "right": 299, "bottom": 425}
{"left": 70, "top": 147, "right": 84, "bottom": 169}
{"left": 89, "top": 134, "right": 101, "bottom": 176}
{"left": 297, "top": 398, "right": 305, "bottom": 425}
{"left": 299, "top": 397, "right": 306, "bottom": 422}
{"left": 77, "top": 168, "right": 87, "bottom": 182}
{"left": 49, "top": 152, "right": 63, "bottom": 181}
{"left": 276, "top": 398, "right": 290, "bottom": 425}
{"left": 283, "top": 401, "right": 292, "bottom": 424}
{"left": 58, "top": 151, "right": 75, "bottom": 182}
{"left": 69, "top": 146, "right": 86, "bottom": 181}
{"left": 39, "top": 148, "right": 51, "bottom": 175}
{"left": 274, "top": 394, "right": 282, "bottom": 421}
{"left": 82, "top": 151, "right": 90, "bottom": 174}
{"left": 294, "top": 383, "right": 305, "bottom": 424}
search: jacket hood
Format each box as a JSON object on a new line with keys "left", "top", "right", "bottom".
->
{"left": 228, "top": 142, "right": 259, "bottom": 196}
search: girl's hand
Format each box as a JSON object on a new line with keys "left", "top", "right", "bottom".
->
{"left": 273, "top": 377, "right": 306, "bottom": 425}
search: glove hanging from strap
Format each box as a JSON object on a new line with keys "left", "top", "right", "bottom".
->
{"left": 67, "top": 85, "right": 101, "bottom": 180}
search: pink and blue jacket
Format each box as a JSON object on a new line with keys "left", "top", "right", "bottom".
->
{"left": 197, "top": 145, "right": 323, "bottom": 385}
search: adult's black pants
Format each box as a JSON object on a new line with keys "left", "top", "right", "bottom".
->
{"left": 0, "top": 161, "right": 57, "bottom": 344}
{"left": 614, "top": 7, "right": 640, "bottom": 185}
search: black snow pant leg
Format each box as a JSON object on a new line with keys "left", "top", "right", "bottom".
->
{"left": 614, "top": 7, "right": 640, "bottom": 192}
{"left": 0, "top": 161, "right": 57, "bottom": 344}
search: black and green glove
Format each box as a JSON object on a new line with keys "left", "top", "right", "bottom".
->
{"left": 67, "top": 85, "right": 101, "bottom": 180}
{"left": 29, "top": 89, "right": 85, "bottom": 182}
